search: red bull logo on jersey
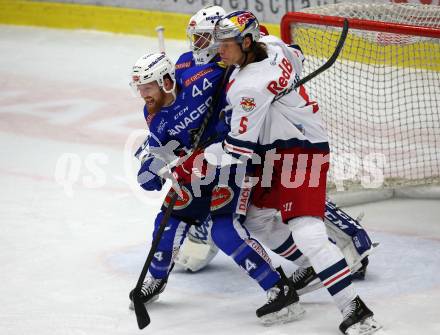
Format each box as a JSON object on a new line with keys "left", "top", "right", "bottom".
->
{"left": 240, "top": 97, "right": 256, "bottom": 112}
{"left": 267, "top": 57, "right": 294, "bottom": 95}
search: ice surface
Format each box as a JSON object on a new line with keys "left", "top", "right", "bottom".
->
{"left": 0, "top": 25, "right": 439, "bottom": 335}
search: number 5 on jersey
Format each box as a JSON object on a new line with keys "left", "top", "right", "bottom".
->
{"left": 239, "top": 116, "right": 248, "bottom": 134}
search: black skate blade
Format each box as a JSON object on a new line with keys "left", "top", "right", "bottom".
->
{"left": 133, "top": 292, "right": 151, "bottom": 329}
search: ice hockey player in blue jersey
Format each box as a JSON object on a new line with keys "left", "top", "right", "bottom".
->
{"left": 129, "top": 50, "right": 305, "bottom": 325}
{"left": 174, "top": 51, "right": 194, "bottom": 87}
{"left": 174, "top": 5, "right": 224, "bottom": 86}
{"left": 134, "top": 5, "right": 226, "bottom": 292}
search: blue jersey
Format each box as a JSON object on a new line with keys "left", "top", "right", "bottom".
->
{"left": 154, "top": 62, "right": 226, "bottom": 151}
{"left": 143, "top": 52, "right": 226, "bottom": 124}
{"left": 175, "top": 52, "right": 224, "bottom": 91}
{"left": 175, "top": 51, "right": 195, "bottom": 89}
{"left": 138, "top": 61, "right": 227, "bottom": 192}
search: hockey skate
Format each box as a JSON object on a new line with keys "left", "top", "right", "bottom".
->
{"left": 352, "top": 257, "right": 369, "bottom": 280}
{"left": 256, "top": 267, "right": 305, "bottom": 326}
{"left": 128, "top": 275, "right": 168, "bottom": 310}
{"left": 291, "top": 266, "right": 320, "bottom": 295}
{"left": 340, "top": 296, "right": 382, "bottom": 335}
{"left": 350, "top": 242, "right": 379, "bottom": 277}
{"left": 294, "top": 252, "right": 376, "bottom": 296}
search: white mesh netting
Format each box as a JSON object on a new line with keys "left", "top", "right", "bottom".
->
{"left": 306, "top": 2, "right": 440, "bottom": 28}
{"left": 287, "top": 3, "right": 440, "bottom": 191}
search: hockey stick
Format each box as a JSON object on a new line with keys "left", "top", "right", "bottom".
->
{"left": 133, "top": 64, "right": 233, "bottom": 329}
{"left": 156, "top": 26, "right": 166, "bottom": 54}
{"left": 294, "top": 18, "right": 349, "bottom": 89}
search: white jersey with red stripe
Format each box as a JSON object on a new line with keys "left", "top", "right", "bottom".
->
{"left": 205, "top": 36, "right": 329, "bottom": 163}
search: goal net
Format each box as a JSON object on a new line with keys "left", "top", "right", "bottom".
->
{"left": 281, "top": 3, "right": 440, "bottom": 200}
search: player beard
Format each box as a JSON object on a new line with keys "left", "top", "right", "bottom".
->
{"left": 144, "top": 92, "right": 166, "bottom": 115}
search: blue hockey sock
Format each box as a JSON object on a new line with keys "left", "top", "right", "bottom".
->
{"left": 149, "top": 211, "right": 189, "bottom": 279}
{"left": 211, "top": 214, "right": 280, "bottom": 290}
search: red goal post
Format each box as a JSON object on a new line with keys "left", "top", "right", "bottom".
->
{"left": 279, "top": 3, "right": 440, "bottom": 202}
{"left": 281, "top": 12, "right": 440, "bottom": 42}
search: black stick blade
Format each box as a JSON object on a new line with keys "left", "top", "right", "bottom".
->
{"left": 133, "top": 292, "right": 150, "bottom": 329}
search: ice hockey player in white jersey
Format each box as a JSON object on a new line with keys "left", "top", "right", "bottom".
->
{"left": 140, "top": 8, "right": 376, "bottom": 320}
{"left": 204, "top": 10, "right": 383, "bottom": 335}
{"left": 174, "top": 7, "right": 377, "bottom": 292}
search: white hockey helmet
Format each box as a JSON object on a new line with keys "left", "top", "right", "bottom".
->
{"left": 130, "top": 52, "right": 175, "bottom": 94}
{"left": 213, "top": 10, "right": 260, "bottom": 44}
{"left": 186, "top": 5, "right": 226, "bottom": 65}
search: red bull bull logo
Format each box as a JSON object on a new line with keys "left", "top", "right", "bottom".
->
{"left": 240, "top": 97, "right": 256, "bottom": 112}
{"left": 235, "top": 12, "right": 255, "bottom": 27}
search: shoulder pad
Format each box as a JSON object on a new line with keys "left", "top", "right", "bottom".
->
{"left": 289, "top": 44, "right": 303, "bottom": 53}
{"left": 176, "top": 51, "right": 194, "bottom": 64}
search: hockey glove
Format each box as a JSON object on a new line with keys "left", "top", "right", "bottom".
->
{"left": 172, "top": 149, "right": 208, "bottom": 185}
{"left": 137, "top": 156, "right": 166, "bottom": 191}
